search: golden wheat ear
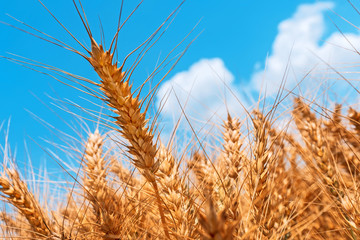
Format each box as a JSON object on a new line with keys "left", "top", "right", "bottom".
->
{"left": 0, "top": 167, "right": 55, "bottom": 238}
{"left": 220, "top": 113, "right": 244, "bottom": 180}
{"left": 81, "top": 129, "right": 131, "bottom": 239}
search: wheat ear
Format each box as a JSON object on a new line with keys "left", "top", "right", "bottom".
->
{"left": 156, "top": 144, "right": 198, "bottom": 238}
{"left": 84, "top": 37, "right": 169, "bottom": 238}
{"left": 0, "top": 169, "right": 53, "bottom": 238}
{"left": 248, "top": 111, "right": 277, "bottom": 237}
{"left": 292, "top": 98, "right": 341, "bottom": 197}
{"left": 221, "top": 113, "right": 244, "bottom": 180}
{"left": 83, "top": 129, "right": 128, "bottom": 239}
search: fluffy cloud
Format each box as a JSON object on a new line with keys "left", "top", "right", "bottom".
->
{"left": 156, "top": 58, "right": 248, "bottom": 124}
{"left": 156, "top": 2, "right": 360, "bottom": 126}
{"left": 251, "top": 1, "right": 360, "bottom": 96}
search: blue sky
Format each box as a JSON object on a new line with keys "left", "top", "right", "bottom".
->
{"left": 1, "top": 0, "right": 360, "bottom": 172}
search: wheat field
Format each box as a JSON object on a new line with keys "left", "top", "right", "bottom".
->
{"left": 1, "top": 1, "right": 360, "bottom": 239}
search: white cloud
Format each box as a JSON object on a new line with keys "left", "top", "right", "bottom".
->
{"left": 251, "top": 1, "right": 360, "bottom": 96}
{"left": 156, "top": 58, "right": 248, "bottom": 125}
{"left": 156, "top": 1, "right": 360, "bottom": 127}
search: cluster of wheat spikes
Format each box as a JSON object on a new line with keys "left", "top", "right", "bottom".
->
{"left": 2, "top": 1, "right": 360, "bottom": 239}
